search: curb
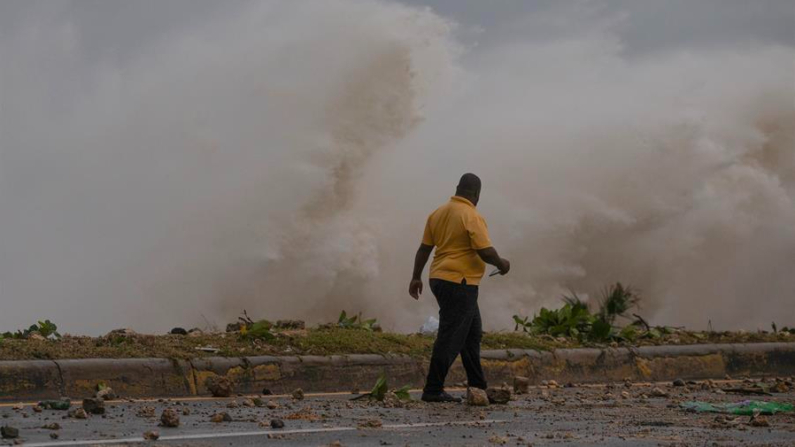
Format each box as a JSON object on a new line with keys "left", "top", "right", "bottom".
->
{"left": 1, "top": 343, "right": 794, "bottom": 402}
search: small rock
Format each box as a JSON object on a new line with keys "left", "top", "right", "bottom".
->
{"left": 143, "top": 430, "right": 160, "bottom": 440}
{"left": 226, "top": 401, "right": 239, "bottom": 409}
{"left": 182, "top": 407, "right": 191, "bottom": 415}
{"left": 32, "top": 405, "right": 43, "bottom": 413}
{"left": 42, "top": 423, "right": 61, "bottom": 430}
{"left": 270, "top": 419, "right": 285, "bottom": 429}
{"left": 69, "top": 408, "right": 88, "bottom": 419}
{"left": 136, "top": 406, "right": 156, "bottom": 418}
{"left": 170, "top": 327, "right": 188, "bottom": 335}
{"left": 96, "top": 387, "right": 117, "bottom": 401}
{"left": 241, "top": 398, "right": 255, "bottom": 408}
{"left": 547, "top": 380, "right": 559, "bottom": 388}
{"left": 251, "top": 398, "right": 265, "bottom": 407}
{"left": 187, "top": 328, "right": 204, "bottom": 337}
{"left": 672, "top": 379, "right": 686, "bottom": 387}
{"left": 205, "top": 376, "right": 233, "bottom": 398}
{"left": 358, "top": 418, "right": 383, "bottom": 428}
{"left": 266, "top": 401, "right": 279, "bottom": 410}
{"left": 382, "top": 391, "right": 403, "bottom": 408}
{"left": 82, "top": 398, "right": 105, "bottom": 415}
{"left": 210, "top": 412, "right": 232, "bottom": 423}
{"left": 488, "top": 435, "right": 507, "bottom": 445}
{"left": 466, "top": 387, "right": 489, "bottom": 406}
{"left": 159, "top": 408, "right": 180, "bottom": 427}
{"left": 650, "top": 387, "right": 669, "bottom": 398}
{"left": 750, "top": 414, "right": 770, "bottom": 427}
{"left": 513, "top": 376, "right": 530, "bottom": 394}
{"left": 11, "top": 404, "right": 22, "bottom": 411}
{"left": 1, "top": 426, "right": 19, "bottom": 439}
{"left": 327, "top": 442, "right": 343, "bottom": 447}
{"left": 50, "top": 433, "right": 59, "bottom": 439}
{"left": 486, "top": 386, "right": 511, "bottom": 404}
{"left": 292, "top": 388, "right": 305, "bottom": 400}
{"left": 28, "top": 332, "right": 46, "bottom": 341}
{"left": 772, "top": 382, "right": 790, "bottom": 393}
{"left": 620, "top": 391, "right": 631, "bottom": 399}
{"left": 262, "top": 388, "right": 273, "bottom": 395}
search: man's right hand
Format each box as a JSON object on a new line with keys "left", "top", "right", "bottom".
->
{"left": 409, "top": 279, "right": 423, "bottom": 300}
{"left": 498, "top": 258, "right": 511, "bottom": 275}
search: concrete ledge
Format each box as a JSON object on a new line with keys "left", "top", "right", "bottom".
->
{"left": 2, "top": 342, "right": 794, "bottom": 402}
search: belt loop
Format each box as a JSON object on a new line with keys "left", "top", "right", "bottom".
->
{"left": 461, "top": 278, "right": 467, "bottom": 286}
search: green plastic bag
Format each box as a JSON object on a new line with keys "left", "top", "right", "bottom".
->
{"left": 681, "top": 400, "right": 794, "bottom": 415}
{"left": 38, "top": 399, "right": 71, "bottom": 410}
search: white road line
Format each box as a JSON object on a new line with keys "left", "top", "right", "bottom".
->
{"left": 21, "top": 419, "right": 507, "bottom": 446}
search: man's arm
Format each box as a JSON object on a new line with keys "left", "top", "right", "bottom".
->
{"left": 409, "top": 243, "right": 433, "bottom": 299}
{"left": 477, "top": 247, "right": 510, "bottom": 275}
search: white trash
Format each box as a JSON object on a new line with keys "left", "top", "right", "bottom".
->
{"left": 420, "top": 316, "right": 439, "bottom": 335}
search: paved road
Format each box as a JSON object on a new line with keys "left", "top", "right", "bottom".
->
{"left": 1, "top": 380, "right": 794, "bottom": 446}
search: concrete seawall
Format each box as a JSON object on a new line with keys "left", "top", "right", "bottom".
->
{"left": 2, "top": 343, "right": 793, "bottom": 402}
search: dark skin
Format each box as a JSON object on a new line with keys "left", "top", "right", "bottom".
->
{"left": 409, "top": 190, "right": 510, "bottom": 299}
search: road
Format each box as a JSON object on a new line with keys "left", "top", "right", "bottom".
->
{"left": 1, "top": 380, "right": 794, "bottom": 446}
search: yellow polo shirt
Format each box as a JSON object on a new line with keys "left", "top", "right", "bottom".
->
{"left": 422, "top": 196, "right": 493, "bottom": 285}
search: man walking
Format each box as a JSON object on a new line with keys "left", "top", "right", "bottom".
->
{"left": 409, "top": 173, "right": 510, "bottom": 402}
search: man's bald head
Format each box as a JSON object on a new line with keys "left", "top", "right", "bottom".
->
{"left": 456, "top": 173, "right": 481, "bottom": 206}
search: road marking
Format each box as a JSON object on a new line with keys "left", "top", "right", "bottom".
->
{"left": 21, "top": 419, "right": 507, "bottom": 446}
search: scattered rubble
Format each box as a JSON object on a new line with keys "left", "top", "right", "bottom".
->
{"left": 159, "top": 408, "right": 180, "bottom": 427}
{"left": 650, "top": 387, "right": 669, "bottom": 398}
{"left": 69, "top": 408, "right": 88, "bottom": 419}
{"left": 143, "top": 430, "right": 160, "bottom": 440}
{"left": 0, "top": 426, "right": 19, "bottom": 439}
{"left": 292, "top": 388, "right": 305, "bottom": 400}
{"left": 96, "top": 387, "right": 117, "bottom": 401}
{"left": 38, "top": 399, "right": 71, "bottom": 410}
{"left": 467, "top": 387, "right": 489, "bottom": 406}
{"left": 82, "top": 398, "right": 105, "bottom": 415}
{"left": 513, "top": 376, "right": 529, "bottom": 394}
{"left": 266, "top": 400, "right": 279, "bottom": 409}
{"left": 41, "top": 423, "right": 60, "bottom": 430}
{"left": 750, "top": 414, "right": 770, "bottom": 427}
{"left": 210, "top": 412, "right": 232, "bottom": 423}
{"left": 358, "top": 418, "right": 383, "bottom": 428}
{"left": 205, "top": 376, "right": 233, "bottom": 397}
{"left": 136, "top": 406, "right": 156, "bottom": 418}
{"left": 486, "top": 386, "right": 512, "bottom": 404}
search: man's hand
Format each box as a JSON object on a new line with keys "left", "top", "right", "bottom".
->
{"left": 498, "top": 258, "right": 511, "bottom": 275}
{"left": 409, "top": 279, "right": 423, "bottom": 300}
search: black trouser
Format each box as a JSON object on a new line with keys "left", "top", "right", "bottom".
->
{"left": 423, "top": 278, "right": 487, "bottom": 394}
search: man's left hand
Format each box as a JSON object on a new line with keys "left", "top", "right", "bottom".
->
{"left": 409, "top": 279, "right": 423, "bottom": 300}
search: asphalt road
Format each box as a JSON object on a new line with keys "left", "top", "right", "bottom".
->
{"left": 1, "top": 380, "right": 794, "bottom": 446}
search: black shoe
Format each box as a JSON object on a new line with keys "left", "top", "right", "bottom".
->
{"left": 421, "top": 391, "right": 462, "bottom": 403}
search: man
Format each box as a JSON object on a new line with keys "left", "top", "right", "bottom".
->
{"left": 409, "top": 173, "right": 510, "bottom": 403}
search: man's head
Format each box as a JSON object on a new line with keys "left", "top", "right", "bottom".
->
{"left": 455, "top": 173, "right": 481, "bottom": 206}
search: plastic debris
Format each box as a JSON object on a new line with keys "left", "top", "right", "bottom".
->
{"left": 420, "top": 316, "right": 439, "bottom": 335}
{"left": 681, "top": 400, "right": 794, "bottom": 415}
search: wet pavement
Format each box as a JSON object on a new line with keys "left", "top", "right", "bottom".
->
{"left": 1, "top": 379, "right": 794, "bottom": 446}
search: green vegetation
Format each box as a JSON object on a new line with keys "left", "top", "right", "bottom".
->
{"left": 353, "top": 374, "right": 412, "bottom": 401}
{"left": 1, "top": 320, "right": 61, "bottom": 341}
{"left": 336, "top": 310, "right": 380, "bottom": 331}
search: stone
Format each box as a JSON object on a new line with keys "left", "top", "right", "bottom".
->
{"left": 266, "top": 401, "right": 279, "bottom": 409}
{"left": 750, "top": 415, "right": 770, "bottom": 427}
{"left": 41, "top": 423, "right": 60, "bottom": 430}
{"left": 262, "top": 388, "right": 273, "bottom": 395}
{"left": 486, "top": 386, "right": 512, "bottom": 404}
{"left": 673, "top": 379, "right": 686, "bottom": 387}
{"left": 205, "top": 376, "right": 233, "bottom": 398}
{"left": 82, "top": 398, "right": 105, "bottom": 415}
{"left": 466, "top": 388, "right": 489, "bottom": 406}
{"left": 547, "top": 380, "right": 559, "bottom": 388}
{"left": 620, "top": 391, "right": 631, "bottom": 399}
{"left": 188, "top": 328, "right": 204, "bottom": 337}
{"left": 241, "top": 398, "right": 255, "bottom": 408}
{"left": 0, "top": 426, "right": 19, "bottom": 439}
{"left": 210, "top": 412, "right": 232, "bottom": 423}
{"left": 513, "top": 376, "right": 530, "bottom": 394}
{"left": 160, "top": 408, "right": 180, "bottom": 427}
{"left": 182, "top": 407, "right": 191, "bottom": 416}
{"left": 650, "top": 387, "right": 669, "bottom": 398}
{"left": 252, "top": 398, "right": 265, "bottom": 407}
{"left": 170, "top": 327, "right": 188, "bottom": 335}
{"left": 143, "top": 430, "right": 160, "bottom": 440}
{"left": 28, "top": 332, "right": 46, "bottom": 341}
{"left": 226, "top": 401, "right": 239, "bottom": 409}
{"left": 772, "top": 382, "right": 790, "bottom": 393}
{"left": 50, "top": 433, "right": 59, "bottom": 440}
{"left": 382, "top": 391, "right": 403, "bottom": 408}
{"left": 270, "top": 419, "right": 285, "bottom": 429}
{"left": 358, "top": 418, "right": 383, "bottom": 428}
{"left": 292, "top": 388, "right": 305, "bottom": 400}
{"left": 69, "top": 408, "right": 88, "bottom": 419}
{"left": 488, "top": 435, "right": 508, "bottom": 445}
{"left": 32, "top": 405, "right": 43, "bottom": 413}
{"left": 136, "top": 406, "right": 156, "bottom": 418}
{"left": 96, "top": 387, "right": 117, "bottom": 401}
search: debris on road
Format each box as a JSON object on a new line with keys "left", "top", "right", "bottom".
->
{"left": 143, "top": 430, "right": 160, "bottom": 440}
{"left": 136, "top": 406, "right": 156, "bottom": 418}
{"left": 722, "top": 385, "right": 772, "bottom": 396}
{"left": 41, "top": 423, "right": 60, "bottom": 430}
{"left": 159, "top": 408, "right": 180, "bottom": 427}
{"left": 488, "top": 435, "right": 508, "bottom": 445}
{"left": 1, "top": 426, "right": 19, "bottom": 439}
{"left": 266, "top": 400, "right": 279, "bottom": 409}
{"left": 96, "top": 386, "right": 117, "bottom": 401}
{"left": 467, "top": 387, "right": 489, "bottom": 406}
{"left": 650, "top": 387, "right": 669, "bottom": 398}
{"left": 38, "top": 399, "right": 71, "bottom": 410}
{"left": 486, "top": 386, "right": 511, "bottom": 404}
{"left": 513, "top": 376, "right": 529, "bottom": 394}
{"left": 82, "top": 398, "right": 105, "bottom": 415}
{"left": 210, "top": 412, "right": 232, "bottom": 423}
{"left": 292, "top": 388, "right": 305, "bottom": 400}
{"left": 286, "top": 407, "right": 321, "bottom": 421}
{"left": 358, "top": 418, "right": 383, "bottom": 429}
{"left": 270, "top": 418, "right": 285, "bottom": 429}
{"left": 681, "top": 400, "right": 794, "bottom": 415}
{"left": 749, "top": 414, "right": 770, "bottom": 427}
{"left": 205, "top": 376, "right": 233, "bottom": 397}
{"left": 69, "top": 408, "right": 88, "bottom": 419}
{"left": 673, "top": 378, "right": 686, "bottom": 387}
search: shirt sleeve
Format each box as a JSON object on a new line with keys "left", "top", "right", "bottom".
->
{"left": 466, "top": 213, "right": 492, "bottom": 250}
{"left": 421, "top": 215, "right": 434, "bottom": 246}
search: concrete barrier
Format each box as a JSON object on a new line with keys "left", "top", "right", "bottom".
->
{"left": 1, "top": 342, "right": 793, "bottom": 402}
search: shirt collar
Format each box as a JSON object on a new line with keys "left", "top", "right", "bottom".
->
{"left": 450, "top": 196, "right": 475, "bottom": 208}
